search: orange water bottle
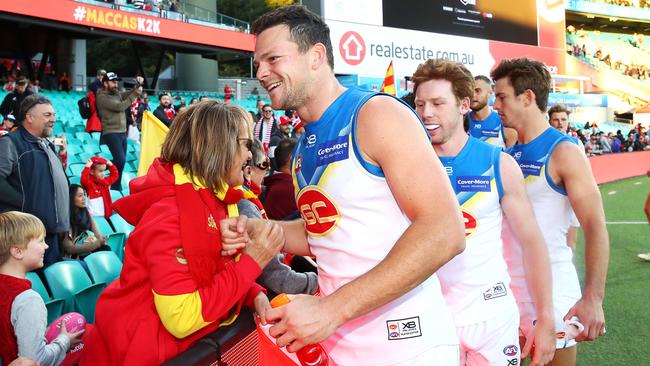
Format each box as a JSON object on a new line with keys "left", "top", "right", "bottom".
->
{"left": 270, "top": 294, "right": 330, "bottom": 366}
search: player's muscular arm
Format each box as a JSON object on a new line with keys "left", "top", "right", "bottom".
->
{"left": 499, "top": 153, "right": 555, "bottom": 364}
{"left": 550, "top": 142, "right": 609, "bottom": 341}
{"left": 327, "top": 95, "right": 466, "bottom": 325}
{"left": 504, "top": 127, "right": 518, "bottom": 148}
{"left": 277, "top": 219, "right": 311, "bottom": 256}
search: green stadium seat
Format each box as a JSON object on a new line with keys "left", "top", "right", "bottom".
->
{"left": 26, "top": 272, "right": 65, "bottom": 324}
{"left": 84, "top": 251, "right": 123, "bottom": 284}
{"left": 110, "top": 214, "right": 134, "bottom": 237}
{"left": 44, "top": 261, "right": 106, "bottom": 322}
{"left": 106, "top": 233, "right": 127, "bottom": 262}
{"left": 94, "top": 217, "right": 115, "bottom": 235}
{"left": 67, "top": 163, "right": 85, "bottom": 177}
{"left": 69, "top": 176, "right": 81, "bottom": 185}
{"left": 110, "top": 190, "right": 123, "bottom": 201}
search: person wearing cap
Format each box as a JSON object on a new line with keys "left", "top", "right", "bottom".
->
{"left": 88, "top": 69, "right": 106, "bottom": 95}
{"left": 1, "top": 114, "right": 16, "bottom": 133}
{"left": 0, "top": 79, "right": 33, "bottom": 125}
{"left": 96, "top": 72, "right": 143, "bottom": 191}
{"left": 81, "top": 156, "right": 119, "bottom": 219}
{"left": 0, "top": 94, "right": 69, "bottom": 267}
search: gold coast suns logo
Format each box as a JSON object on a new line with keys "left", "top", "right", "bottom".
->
{"left": 462, "top": 209, "right": 478, "bottom": 237}
{"left": 296, "top": 186, "right": 341, "bottom": 237}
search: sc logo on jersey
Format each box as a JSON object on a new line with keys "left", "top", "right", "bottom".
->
{"left": 296, "top": 186, "right": 341, "bottom": 237}
{"left": 462, "top": 210, "right": 478, "bottom": 237}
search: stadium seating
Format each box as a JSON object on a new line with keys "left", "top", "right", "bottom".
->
{"left": 84, "top": 251, "right": 123, "bottom": 285}
{"left": 106, "top": 233, "right": 127, "bottom": 262}
{"left": 25, "top": 272, "right": 65, "bottom": 324}
{"left": 44, "top": 261, "right": 106, "bottom": 322}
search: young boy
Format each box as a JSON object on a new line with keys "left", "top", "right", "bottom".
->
{"left": 0, "top": 211, "right": 84, "bottom": 366}
{"left": 81, "top": 156, "right": 118, "bottom": 219}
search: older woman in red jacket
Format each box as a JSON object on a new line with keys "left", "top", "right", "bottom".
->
{"left": 80, "top": 101, "right": 284, "bottom": 365}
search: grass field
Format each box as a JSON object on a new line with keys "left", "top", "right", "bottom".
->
{"left": 574, "top": 176, "right": 650, "bottom": 365}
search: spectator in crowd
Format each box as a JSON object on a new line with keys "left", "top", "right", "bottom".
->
{"left": 585, "top": 134, "right": 603, "bottom": 155}
{"left": 254, "top": 104, "right": 278, "bottom": 155}
{"left": 270, "top": 115, "right": 291, "bottom": 150}
{"left": 126, "top": 92, "right": 149, "bottom": 131}
{"left": 153, "top": 93, "right": 175, "bottom": 127}
{"left": 255, "top": 99, "right": 264, "bottom": 120}
{"left": 598, "top": 132, "right": 612, "bottom": 153}
{"left": 81, "top": 157, "right": 119, "bottom": 219}
{"left": 251, "top": 87, "right": 259, "bottom": 96}
{"left": 263, "top": 138, "right": 298, "bottom": 220}
{"left": 96, "top": 72, "right": 142, "bottom": 191}
{"left": 189, "top": 98, "right": 198, "bottom": 105}
{"left": 58, "top": 72, "right": 71, "bottom": 92}
{"left": 198, "top": 95, "right": 209, "bottom": 102}
{"left": 0, "top": 79, "right": 33, "bottom": 125}
{"left": 238, "top": 138, "right": 318, "bottom": 296}
{"left": 42, "top": 70, "right": 57, "bottom": 91}
{"left": 611, "top": 134, "right": 622, "bottom": 152}
{"left": 0, "top": 95, "right": 69, "bottom": 267}
{"left": 1, "top": 114, "right": 16, "bottom": 133}
{"left": 0, "top": 211, "right": 85, "bottom": 366}
{"left": 81, "top": 101, "right": 283, "bottom": 366}
{"left": 88, "top": 69, "right": 106, "bottom": 95}
{"left": 224, "top": 84, "right": 232, "bottom": 103}
{"left": 61, "top": 184, "right": 109, "bottom": 259}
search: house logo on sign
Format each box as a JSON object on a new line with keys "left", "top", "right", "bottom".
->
{"left": 339, "top": 31, "right": 366, "bottom": 66}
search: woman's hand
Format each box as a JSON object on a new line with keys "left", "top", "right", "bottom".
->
{"left": 220, "top": 216, "right": 250, "bottom": 256}
{"left": 253, "top": 292, "right": 271, "bottom": 325}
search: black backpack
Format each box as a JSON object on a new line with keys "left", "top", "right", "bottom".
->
{"left": 78, "top": 96, "right": 92, "bottom": 119}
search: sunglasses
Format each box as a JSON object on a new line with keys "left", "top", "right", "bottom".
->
{"left": 238, "top": 137, "right": 253, "bottom": 150}
{"left": 21, "top": 96, "right": 51, "bottom": 117}
{"left": 255, "top": 157, "right": 271, "bottom": 170}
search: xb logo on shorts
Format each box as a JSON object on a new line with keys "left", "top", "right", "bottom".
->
{"left": 297, "top": 186, "right": 341, "bottom": 236}
{"left": 462, "top": 210, "right": 478, "bottom": 237}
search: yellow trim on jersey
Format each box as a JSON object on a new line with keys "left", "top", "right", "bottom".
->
{"left": 153, "top": 290, "right": 238, "bottom": 338}
{"left": 524, "top": 165, "right": 544, "bottom": 184}
{"left": 316, "top": 163, "right": 338, "bottom": 188}
{"left": 459, "top": 179, "right": 497, "bottom": 211}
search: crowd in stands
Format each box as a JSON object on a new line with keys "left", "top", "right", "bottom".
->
{"left": 566, "top": 27, "right": 650, "bottom": 81}
{"left": 590, "top": 0, "right": 650, "bottom": 8}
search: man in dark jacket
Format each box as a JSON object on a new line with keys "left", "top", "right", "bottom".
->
{"left": 263, "top": 138, "right": 298, "bottom": 220}
{"left": 0, "top": 79, "right": 33, "bottom": 125}
{"left": 152, "top": 93, "right": 176, "bottom": 127}
{"left": 0, "top": 94, "right": 69, "bottom": 266}
{"left": 96, "top": 72, "right": 142, "bottom": 190}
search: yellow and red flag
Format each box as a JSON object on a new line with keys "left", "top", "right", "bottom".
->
{"left": 137, "top": 111, "right": 169, "bottom": 176}
{"left": 380, "top": 60, "right": 397, "bottom": 96}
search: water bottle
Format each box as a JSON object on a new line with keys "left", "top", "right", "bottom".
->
{"left": 270, "top": 293, "right": 330, "bottom": 366}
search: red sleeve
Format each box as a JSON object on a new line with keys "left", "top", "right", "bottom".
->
{"left": 143, "top": 200, "right": 263, "bottom": 323}
{"left": 104, "top": 164, "right": 119, "bottom": 186}
{"left": 80, "top": 167, "right": 92, "bottom": 188}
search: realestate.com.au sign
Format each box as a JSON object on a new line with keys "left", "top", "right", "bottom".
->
{"left": 329, "top": 19, "right": 496, "bottom": 79}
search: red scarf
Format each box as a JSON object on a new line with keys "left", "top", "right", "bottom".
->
{"left": 243, "top": 180, "right": 268, "bottom": 219}
{"left": 0, "top": 274, "right": 31, "bottom": 365}
{"left": 254, "top": 117, "right": 275, "bottom": 154}
{"left": 164, "top": 106, "right": 176, "bottom": 121}
{"left": 173, "top": 165, "right": 245, "bottom": 288}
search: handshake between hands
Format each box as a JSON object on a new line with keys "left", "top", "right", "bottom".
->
{"left": 219, "top": 215, "right": 284, "bottom": 269}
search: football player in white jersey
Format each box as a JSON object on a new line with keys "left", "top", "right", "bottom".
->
{"left": 413, "top": 58, "right": 555, "bottom": 366}
{"left": 548, "top": 104, "right": 581, "bottom": 251}
{"left": 492, "top": 58, "right": 609, "bottom": 366}
{"left": 469, "top": 75, "right": 518, "bottom": 148}
{"left": 221, "top": 5, "right": 465, "bottom": 365}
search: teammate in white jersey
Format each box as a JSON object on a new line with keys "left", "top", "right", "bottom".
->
{"left": 413, "top": 59, "right": 555, "bottom": 366}
{"left": 469, "top": 75, "right": 518, "bottom": 148}
{"left": 221, "top": 5, "right": 465, "bottom": 365}
{"left": 548, "top": 104, "right": 581, "bottom": 251}
{"left": 492, "top": 58, "right": 609, "bottom": 366}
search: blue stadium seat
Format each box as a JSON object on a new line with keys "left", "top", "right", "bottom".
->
{"left": 94, "top": 217, "right": 115, "bottom": 235}
{"left": 84, "top": 251, "right": 123, "bottom": 284}
{"left": 44, "top": 261, "right": 106, "bottom": 322}
{"left": 110, "top": 214, "right": 134, "bottom": 237}
{"left": 106, "top": 233, "right": 127, "bottom": 262}
{"left": 25, "top": 272, "right": 65, "bottom": 324}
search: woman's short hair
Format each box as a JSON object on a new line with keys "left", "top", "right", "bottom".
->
{"left": 0, "top": 211, "right": 46, "bottom": 265}
{"left": 161, "top": 101, "right": 253, "bottom": 192}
